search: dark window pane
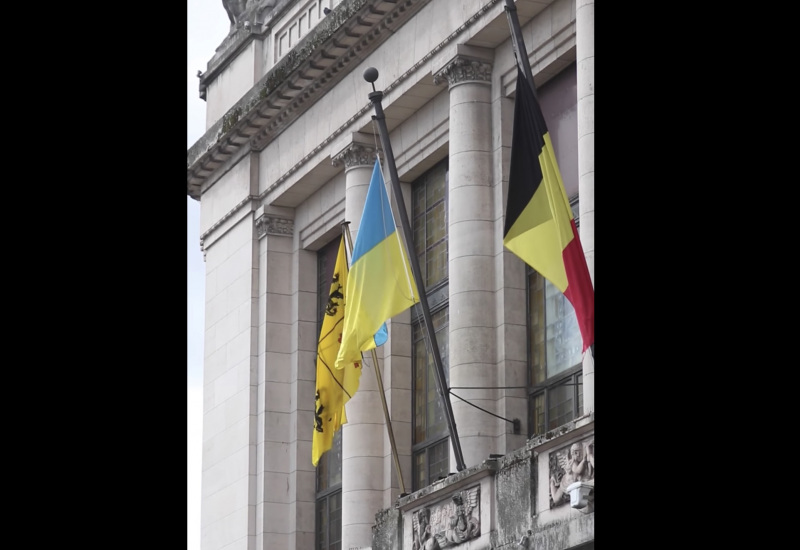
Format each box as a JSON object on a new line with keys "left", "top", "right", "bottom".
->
{"left": 414, "top": 308, "right": 449, "bottom": 442}
{"left": 528, "top": 271, "right": 546, "bottom": 385}
{"left": 547, "top": 379, "right": 574, "bottom": 430}
{"left": 329, "top": 492, "right": 342, "bottom": 550}
{"left": 317, "top": 451, "right": 329, "bottom": 491}
{"left": 316, "top": 498, "right": 328, "bottom": 550}
{"left": 413, "top": 320, "right": 427, "bottom": 442}
{"left": 530, "top": 393, "right": 545, "bottom": 436}
{"left": 413, "top": 160, "right": 448, "bottom": 289}
{"left": 414, "top": 451, "right": 426, "bottom": 489}
{"left": 329, "top": 430, "right": 342, "bottom": 487}
{"left": 429, "top": 439, "right": 449, "bottom": 482}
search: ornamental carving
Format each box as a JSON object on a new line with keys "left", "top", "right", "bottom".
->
{"left": 548, "top": 437, "right": 594, "bottom": 508}
{"left": 412, "top": 486, "right": 480, "bottom": 549}
{"left": 332, "top": 143, "right": 378, "bottom": 169}
{"left": 433, "top": 57, "right": 492, "bottom": 87}
{"left": 222, "top": 0, "right": 248, "bottom": 26}
{"left": 255, "top": 214, "right": 294, "bottom": 238}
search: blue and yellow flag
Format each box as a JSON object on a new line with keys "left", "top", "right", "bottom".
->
{"left": 335, "top": 160, "right": 419, "bottom": 370}
{"left": 312, "top": 236, "right": 361, "bottom": 466}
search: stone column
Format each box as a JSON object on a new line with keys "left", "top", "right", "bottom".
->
{"left": 254, "top": 209, "right": 307, "bottom": 548}
{"left": 433, "top": 51, "right": 497, "bottom": 469}
{"left": 332, "top": 139, "right": 385, "bottom": 550}
{"left": 577, "top": 0, "right": 595, "bottom": 413}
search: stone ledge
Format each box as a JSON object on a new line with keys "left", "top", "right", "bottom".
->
{"left": 396, "top": 458, "right": 497, "bottom": 511}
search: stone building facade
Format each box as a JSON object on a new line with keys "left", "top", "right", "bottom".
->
{"left": 187, "top": 1, "right": 595, "bottom": 549}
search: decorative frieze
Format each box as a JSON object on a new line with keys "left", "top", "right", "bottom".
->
{"left": 332, "top": 143, "right": 378, "bottom": 169}
{"left": 411, "top": 485, "right": 481, "bottom": 548}
{"left": 255, "top": 214, "right": 294, "bottom": 238}
{"left": 433, "top": 57, "right": 492, "bottom": 87}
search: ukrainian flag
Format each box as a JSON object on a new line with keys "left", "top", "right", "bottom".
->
{"left": 335, "top": 160, "right": 419, "bottom": 369}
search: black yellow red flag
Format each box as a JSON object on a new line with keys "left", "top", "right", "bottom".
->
{"left": 503, "top": 68, "right": 594, "bottom": 352}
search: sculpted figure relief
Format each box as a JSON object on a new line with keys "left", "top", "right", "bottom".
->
{"left": 411, "top": 487, "right": 481, "bottom": 549}
{"left": 444, "top": 492, "right": 480, "bottom": 544}
{"left": 222, "top": 0, "right": 248, "bottom": 26}
{"left": 549, "top": 439, "right": 594, "bottom": 507}
{"left": 412, "top": 507, "right": 442, "bottom": 550}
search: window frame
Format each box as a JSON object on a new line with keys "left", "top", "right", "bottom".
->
{"left": 409, "top": 159, "right": 450, "bottom": 491}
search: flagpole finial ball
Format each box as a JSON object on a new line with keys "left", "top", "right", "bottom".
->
{"left": 364, "top": 67, "right": 379, "bottom": 83}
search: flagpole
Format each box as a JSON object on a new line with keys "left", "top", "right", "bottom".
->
{"left": 341, "top": 221, "right": 407, "bottom": 495}
{"left": 363, "top": 68, "right": 466, "bottom": 472}
{"left": 504, "top": 0, "right": 536, "bottom": 96}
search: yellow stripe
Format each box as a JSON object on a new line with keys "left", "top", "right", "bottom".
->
{"left": 336, "top": 231, "right": 419, "bottom": 369}
{"left": 503, "top": 134, "right": 574, "bottom": 292}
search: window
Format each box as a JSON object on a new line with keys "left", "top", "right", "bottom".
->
{"left": 412, "top": 308, "right": 449, "bottom": 489}
{"left": 315, "top": 432, "right": 342, "bottom": 550}
{"left": 315, "top": 237, "right": 342, "bottom": 550}
{"left": 410, "top": 160, "right": 449, "bottom": 490}
{"left": 527, "top": 197, "right": 583, "bottom": 437}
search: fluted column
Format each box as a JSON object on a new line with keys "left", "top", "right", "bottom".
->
{"left": 433, "top": 53, "right": 497, "bottom": 469}
{"left": 577, "top": 0, "right": 595, "bottom": 413}
{"left": 331, "top": 140, "right": 384, "bottom": 550}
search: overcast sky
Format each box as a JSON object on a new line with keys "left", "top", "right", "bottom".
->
{"left": 188, "top": 1, "right": 230, "bottom": 549}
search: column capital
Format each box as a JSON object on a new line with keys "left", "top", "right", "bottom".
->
{"left": 433, "top": 56, "right": 493, "bottom": 88}
{"left": 332, "top": 142, "right": 379, "bottom": 169}
{"left": 255, "top": 213, "right": 294, "bottom": 239}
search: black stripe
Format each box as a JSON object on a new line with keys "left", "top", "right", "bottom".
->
{"left": 504, "top": 67, "right": 549, "bottom": 236}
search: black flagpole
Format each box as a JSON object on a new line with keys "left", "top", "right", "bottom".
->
{"left": 504, "top": 0, "right": 536, "bottom": 96}
{"left": 363, "top": 67, "right": 466, "bottom": 472}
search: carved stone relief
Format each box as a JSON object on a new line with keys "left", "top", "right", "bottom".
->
{"left": 255, "top": 214, "right": 294, "bottom": 239}
{"left": 412, "top": 486, "right": 480, "bottom": 549}
{"left": 548, "top": 436, "right": 594, "bottom": 508}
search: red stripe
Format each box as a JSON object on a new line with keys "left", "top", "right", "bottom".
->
{"left": 562, "top": 220, "right": 594, "bottom": 352}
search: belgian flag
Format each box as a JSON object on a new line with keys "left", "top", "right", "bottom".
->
{"left": 503, "top": 67, "right": 594, "bottom": 353}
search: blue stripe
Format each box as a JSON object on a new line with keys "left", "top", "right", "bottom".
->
{"left": 373, "top": 323, "right": 388, "bottom": 347}
{"left": 351, "top": 160, "right": 396, "bottom": 264}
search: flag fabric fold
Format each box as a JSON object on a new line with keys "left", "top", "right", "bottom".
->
{"left": 335, "top": 160, "right": 420, "bottom": 369}
{"left": 312, "top": 236, "right": 362, "bottom": 466}
{"left": 503, "top": 67, "right": 594, "bottom": 352}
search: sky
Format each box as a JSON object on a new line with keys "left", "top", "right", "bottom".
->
{"left": 188, "top": 1, "right": 230, "bottom": 549}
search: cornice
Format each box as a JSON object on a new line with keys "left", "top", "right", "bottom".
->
{"left": 187, "top": 0, "right": 434, "bottom": 200}
{"left": 255, "top": 0, "right": 506, "bottom": 206}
